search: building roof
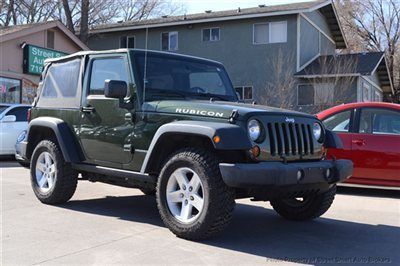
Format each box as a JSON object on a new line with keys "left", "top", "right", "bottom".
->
{"left": 295, "top": 52, "right": 394, "bottom": 93}
{"left": 0, "top": 21, "right": 88, "bottom": 50}
{"left": 89, "top": 0, "right": 346, "bottom": 48}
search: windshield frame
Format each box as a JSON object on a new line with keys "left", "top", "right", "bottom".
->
{"left": 131, "top": 50, "right": 238, "bottom": 104}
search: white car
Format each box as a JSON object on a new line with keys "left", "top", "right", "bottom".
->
{"left": 0, "top": 104, "right": 31, "bottom": 156}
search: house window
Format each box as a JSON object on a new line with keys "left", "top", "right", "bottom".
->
{"left": 297, "top": 84, "right": 314, "bottom": 106}
{"left": 47, "top": 30, "right": 55, "bottom": 49}
{"left": 235, "top": 86, "right": 253, "bottom": 100}
{"left": 202, "top": 28, "right": 220, "bottom": 42}
{"left": 162, "top": 32, "right": 178, "bottom": 51}
{"left": 253, "top": 23, "right": 269, "bottom": 44}
{"left": 270, "top": 21, "right": 287, "bottom": 43}
{"left": 253, "top": 21, "right": 287, "bottom": 44}
{"left": 119, "top": 36, "right": 135, "bottom": 48}
{"left": 0, "top": 77, "right": 21, "bottom": 103}
{"left": 361, "top": 81, "right": 371, "bottom": 102}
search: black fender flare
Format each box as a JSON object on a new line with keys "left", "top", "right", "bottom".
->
{"left": 140, "top": 120, "right": 252, "bottom": 173}
{"left": 27, "top": 117, "right": 83, "bottom": 163}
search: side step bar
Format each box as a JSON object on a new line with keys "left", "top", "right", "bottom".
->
{"left": 72, "top": 163, "right": 156, "bottom": 185}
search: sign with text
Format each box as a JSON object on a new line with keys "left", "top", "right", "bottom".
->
{"left": 23, "top": 45, "right": 68, "bottom": 75}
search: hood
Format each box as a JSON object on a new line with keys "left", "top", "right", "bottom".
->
{"left": 143, "top": 100, "right": 316, "bottom": 120}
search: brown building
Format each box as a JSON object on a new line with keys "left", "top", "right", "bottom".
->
{"left": 0, "top": 21, "right": 88, "bottom": 104}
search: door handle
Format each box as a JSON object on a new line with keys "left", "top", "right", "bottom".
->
{"left": 81, "top": 106, "right": 95, "bottom": 114}
{"left": 352, "top": 139, "right": 366, "bottom": 146}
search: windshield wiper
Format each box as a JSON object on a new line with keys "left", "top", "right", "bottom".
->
{"left": 146, "top": 88, "right": 189, "bottom": 99}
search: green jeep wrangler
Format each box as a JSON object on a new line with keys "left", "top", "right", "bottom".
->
{"left": 17, "top": 49, "right": 353, "bottom": 240}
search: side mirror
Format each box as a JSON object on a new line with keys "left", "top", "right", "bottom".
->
{"left": 104, "top": 79, "right": 127, "bottom": 99}
{"left": 1, "top": 115, "right": 16, "bottom": 123}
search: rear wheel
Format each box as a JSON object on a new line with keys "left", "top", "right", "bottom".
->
{"left": 156, "top": 148, "right": 235, "bottom": 240}
{"left": 270, "top": 185, "right": 337, "bottom": 221}
{"left": 30, "top": 140, "right": 78, "bottom": 204}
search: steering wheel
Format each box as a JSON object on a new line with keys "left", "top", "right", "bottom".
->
{"left": 190, "top": 87, "right": 207, "bottom": 94}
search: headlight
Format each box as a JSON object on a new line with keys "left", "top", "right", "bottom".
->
{"left": 313, "top": 122, "right": 323, "bottom": 142}
{"left": 17, "top": 130, "right": 27, "bottom": 143}
{"left": 248, "top": 119, "right": 261, "bottom": 142}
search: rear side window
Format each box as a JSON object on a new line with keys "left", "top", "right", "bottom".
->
{"left": 89, "top": 57, "right": 128, "bottom": 95}
{"left": 37, "top": 58, "right": 82, "bottom": 108}
{"left": 322, "top": 110, "right": 352, "bottom": 133}
{"left": 359, "top": 108, "right": 400, "bottom": 135}
{"left": 6, "top": 107, "right": 29, "bottom": 122}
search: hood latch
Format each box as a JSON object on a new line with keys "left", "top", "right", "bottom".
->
{"left": 229, "top": 109, "right": 239, "bottom": 124}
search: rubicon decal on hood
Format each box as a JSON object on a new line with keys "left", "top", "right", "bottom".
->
{"left": 175, "top": 108, "right": 224, "bottom": 118}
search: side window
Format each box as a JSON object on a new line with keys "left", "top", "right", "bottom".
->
{"left": 322, "top": 110, "right": 352, "bottom": 133}
{"left": 360, "top": 108, "right": 400, "bottom": 135}
{"left": 89, "top": 57, "right": 129, "bottom": 95}
{"left": 6, "top": 107, "right": 29, "bottom": 122}
{"left": 37, "top": 58, "right": 82, "bottom": 108}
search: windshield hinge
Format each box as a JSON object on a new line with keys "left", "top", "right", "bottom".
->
{"left": 229, "top": 109, "right": 239, "bottom": 124}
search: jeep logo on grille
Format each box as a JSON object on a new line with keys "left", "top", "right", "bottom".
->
{"left": 285, "top": 117, "right": 295, "bottom": 123}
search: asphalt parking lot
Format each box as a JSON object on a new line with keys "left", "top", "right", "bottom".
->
{"left": 1, "top": 159, "right": 399, "bottom": 265}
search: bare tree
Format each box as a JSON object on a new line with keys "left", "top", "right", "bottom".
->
{"left": 0, "top": 0, "right": 17, "bottom": 26}
{"left": 116, "top": 0, "right": 185, "bottom": 21}
{"left": 258, "top": 49, "right": 297, "bottom": 109}
{"left": 335, "top": 0, "right": 400, "bottom": 101}
{"left": 307, "top": 55, "right": 359, "bottom": 113}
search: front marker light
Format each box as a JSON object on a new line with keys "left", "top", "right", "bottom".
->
{"left": 248, "top": 119, "right": 261, "bottom": 142}
{"left": 313, "top": 122, "right": 323, "bottom": 142}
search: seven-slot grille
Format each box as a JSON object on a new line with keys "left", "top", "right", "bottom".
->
{"left": 266, "top": 122, "right": 314, "bottom": 157}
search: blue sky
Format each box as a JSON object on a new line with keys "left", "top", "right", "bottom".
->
{"left": 183, "top": 0, "right": 314, "bottom": 13}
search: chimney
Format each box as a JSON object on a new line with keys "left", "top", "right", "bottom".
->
{"left": 237, "top": 7, "right": 241, "bottom": 13}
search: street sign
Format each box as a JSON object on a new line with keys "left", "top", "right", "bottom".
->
{"left": 23, "top": 44, "right": 67, "bottom": 75}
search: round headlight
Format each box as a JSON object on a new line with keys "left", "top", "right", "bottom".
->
{"left": 313, "top": 122, "right": 323, "bottom": 142}
{"left": 248, "top": 119, "right": 261, "bottom": 141}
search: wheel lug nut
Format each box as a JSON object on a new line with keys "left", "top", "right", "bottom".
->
{"left": 184, "top": 199, "right": 188, "bottom": 205}
{"left": 189, "top": 187, "right": 192, "bottom": 192}
{"left": 180, "top": 193, "right": 184, "bottom": 198}
{"left": 182, "top": 185, "right": 186, "bottom": 190}
{"left": 190, "top": 196, "right": 194, "bottom": 201}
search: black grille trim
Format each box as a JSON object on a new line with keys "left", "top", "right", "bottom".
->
{"left": 267, "top": 122, "right": 315, "bottom": 158}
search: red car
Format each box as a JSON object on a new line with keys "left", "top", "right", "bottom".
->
{"left": 317, "top": 102, "right": 400, "bottom": 189}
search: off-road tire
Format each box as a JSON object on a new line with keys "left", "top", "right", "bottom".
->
{"left": 30, "top": 140, "right": 78, "bottom": 204}
{"left": 140, "top": 188, "right": 156, "bottom": 196}
{"left": 156, "top": 148, "right": 235, "bottom": 240}
{"left": 270, "top": 185, "right": 337, "bottom": 221}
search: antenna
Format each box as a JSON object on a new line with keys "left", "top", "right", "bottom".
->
{"left": 143, "top": 27, "right": 149, "bottom": 105}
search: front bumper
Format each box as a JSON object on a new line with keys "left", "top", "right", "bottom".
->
{"left": 15, "top": 141, "right": 28, "bottom": 163}
{"left": 219, "top": 159, "right": 353, "bottom": 188}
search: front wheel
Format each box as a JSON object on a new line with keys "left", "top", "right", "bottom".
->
{"left": 156, "top": 148, "right": 235, "bottom": 240}
{"left": 30, "top": 140, "right": 78, "bottom": 204}
{"left": 270, "top": 185, "right": 337, "bottom": 221}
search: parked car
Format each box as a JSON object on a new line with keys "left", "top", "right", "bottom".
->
{"left": 0, "top": 104, "right": 31, "bottom": 158}
{"left": 317, "top": 102, "right": 400, "bottom": 189}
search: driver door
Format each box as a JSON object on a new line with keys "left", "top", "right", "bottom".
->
{"left": 78, "top": 54, "right": 134, "bottom": 168}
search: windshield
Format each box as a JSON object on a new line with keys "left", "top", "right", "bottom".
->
{"left": 135, "top": 53, "right": 237, "bottom": 102}
{"left": 0, "top": 105, "right": 8, "bottom": 114}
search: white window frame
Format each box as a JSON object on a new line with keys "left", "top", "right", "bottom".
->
{"left": 161, "top": 31, "right": 179, "bottom": 51}
{"left": 297, "top": 84, "right": 315, "bottom": 106}
{"left": 235, "top": 85, "right": 253, "bottom": 100}
{"left": 253, "top": 21, "right": 287, "bottom": 45}
{"left": 269, "top": 21, "right": 287, "bottom": 43}
{"left": 202, "top": 27, "right": 220, "bottom": 42}
{"left": 119, "top": 35, "right": 135, "bottom": 48}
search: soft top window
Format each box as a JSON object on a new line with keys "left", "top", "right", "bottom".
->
{"left": 37, "top": 58, "right": 82, "bottom": 108}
